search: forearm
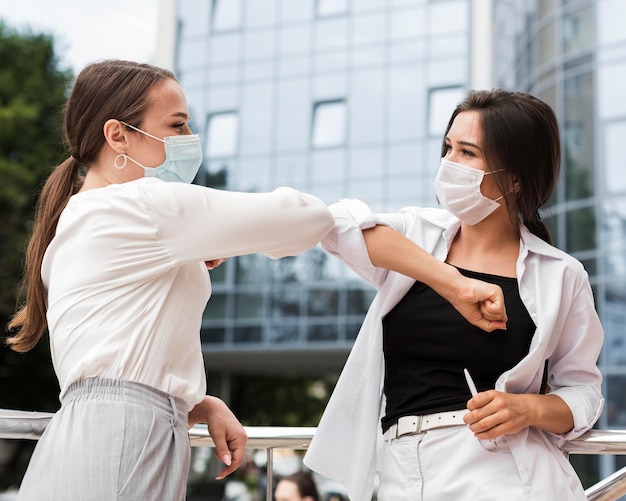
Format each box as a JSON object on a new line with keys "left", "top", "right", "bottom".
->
{"left": 362, "top": 225, "right": 462, "bottom": 299}
{"left": 525, "top": 393, "right": 574, "bottom": 434}
{"left": 188, "top": 395, "right": 215, "bottom": 428}
{"left": 363, "top": 224, "right": 507, "bottom": 331}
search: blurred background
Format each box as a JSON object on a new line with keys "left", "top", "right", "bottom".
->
{"left": 1, "top": 0, "right": 625, "bottom": 499}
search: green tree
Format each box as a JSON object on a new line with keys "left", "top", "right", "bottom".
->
{"left": 229, "top": 374, "right": 337, "bottom": 427}
{"left": 0, "top": 21, "right": 73, "bottom": 489}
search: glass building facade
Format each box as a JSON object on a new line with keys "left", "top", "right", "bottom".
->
{"left": 171, "top": 0, "right": 625, "bottom": 489}
{"left": 173, "top": 0, "right": 472, "bottom": 378}
{"left": 492, "top": 0, "right": 626, "bottom": 484}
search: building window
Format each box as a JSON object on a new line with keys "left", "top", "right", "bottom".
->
{"left": 316, "top": 0, "right": 349, "bottom": 17}
{"left": 311, "top": 100, "right": 347, "bottom": 148}
{"left": 206, "top": 112, "right": 239, "bottom": 158}
{"left": 565, "top": 122, "right": 585, "bottom": 155}
{"left": 212, "top": 0, "right": 241, "bottom": 32}
{"left": 428, "top": 86, "right": 465, "bottom": 136}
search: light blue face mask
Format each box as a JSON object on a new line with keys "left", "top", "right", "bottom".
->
{"left": 119, "top": 121, "right": 203, "bottom": 183}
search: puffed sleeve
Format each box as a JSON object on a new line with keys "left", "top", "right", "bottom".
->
{"left": 320, "top": 198, "right": 417, "bottom": 288}
{"left": 138, "top": 181, "right": 334, "bottom": 262}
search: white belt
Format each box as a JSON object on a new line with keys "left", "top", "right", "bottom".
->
{"left": 383, "top": 410, "right": 468, "bottom": 441}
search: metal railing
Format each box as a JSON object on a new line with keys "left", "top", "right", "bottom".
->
{"left": 1, "top": 409, "right": 625, "bottom": 500}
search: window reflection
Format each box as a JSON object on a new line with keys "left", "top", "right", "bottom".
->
{"left": 317, "top": 0, "right": 349, "bottom": 17}
{"left": 352, "top": 13, "right": 385, "bottom": 46}
{"left": 598, "top": 62, "right": 626, "bottom": 120}
{"left": 279, "top": 25, "right": 312, "bottom": 56}
{"left": 236, "top": 254, "right": 268, "bottom": 285}
{"left": 178, "top": 0, "right": 211, "bottom": 37}
{"left": 391, "top": 6, "right": 426, "bottom": 40}
{"left": 598, "top": 0, "right": 626, "bottom": 45}
{"left": 308, "top": 288, "right": 339, "bottom": 316}
{"left": 428, "top": 86, "right": 465, "bottom": 136}
{"left": 233, "top": 326, "right": 262, "bottom": 343}
{"left": 203, "top": 292, "right": 228, "bottom": 320}
{"left": 240, "top": 84, "right": 274, "bottom": 155}
{"left": 212, "top": 0, "right": 241, "bottom": 32}
{"left": 389, "top": 66, "right": 422, "bottom": 141}
{"left": 564, "top": 7, "right": 593, "bottom": 54}
{"left": 351, "top": 69, "right": 385, "bottom": 144}
{"left": 311, "top": 149, "right": 345, "bottom": 184}
{"left": 347, "top": 288, "right": 375, "bottom": 316}
{"left": 315, "top": 18, "right": 349, "bottom": 51}
{"left": 237, "top": 157, "right": 271, "bottom": 192}
{"left": 235, "top": 293, "right": 264, "bottom": 319}
{"left": 307, "top": 323, "right": 339, "bottom": 342}
{"left": 269, "top": 324, "right": 300, "bottom": 343}
{"left": 209, "top": 33, "right": 241, "bottom": 64}
{"left": 566, "top": 205, "right": 596, "bottom": 253}
{"left": 244, "top": 30, "right": 276, "bottom": 61}
{"left": 429, "top": 0, "right": 468, "bottom": 35}
{"left": 602, "top": 199, "right": 626, "bottom": 285}
{"left": 607, "top": 375, "right": 626, "bottom": 427}
{"left": 565, "top": 122, "right": 585, "bottom": 156}
{"left": 311, "top": 100, "right": 347, "bottom": 148}
{"left": 201, "top": 327, "right": 226, "bottom": 344}
{"left": 271, "top": 287, "right": 302, "bottom": 318}
{"left": 206, "top": 112, "right": 239, "bottom": 158}
{"left": 604, "top": 121, "right": 626, "bottom": 194}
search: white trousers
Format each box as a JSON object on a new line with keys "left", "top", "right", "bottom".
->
{"left": 377, "top": 425, "right": 528, "bottom": 501}
{"left": 18, "top": 378, "right": 190, "bottom": 501}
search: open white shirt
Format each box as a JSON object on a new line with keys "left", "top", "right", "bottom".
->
{"left": 42, "top": 178, "right": 333, "bottom": 410}
{"left": 304, "top": 199, "right": 604, "bottom": 501}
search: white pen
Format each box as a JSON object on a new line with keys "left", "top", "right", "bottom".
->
{"left": 463, "top": 368, "right": 497, "bottom": 449}
{"left": 464, "top": 368, "right": 478, "bottom": 396}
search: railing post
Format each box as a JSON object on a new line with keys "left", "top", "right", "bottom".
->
{"left": 266, "top": 447, "right": 274, "bottom": 501}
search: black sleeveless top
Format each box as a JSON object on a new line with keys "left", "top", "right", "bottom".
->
{"left": 381, "top": 268, "right": 536, "bottom": 432}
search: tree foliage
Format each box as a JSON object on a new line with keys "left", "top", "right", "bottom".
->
{"left": 0, "top": 22, "right": 73, "bottom": 490}
{"left": 229, "top": 374, "right": 337, "bottom": 427}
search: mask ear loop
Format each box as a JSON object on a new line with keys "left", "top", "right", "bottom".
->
{"left": 114, "top": 151, "right": 127, "bottom": 169}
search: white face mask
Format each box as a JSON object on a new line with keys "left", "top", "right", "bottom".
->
{"left": 434, "top": 158, "right": 505, "bottom": 225}
{"left": 118, "top": 121, "right": 203, "bottom": 183}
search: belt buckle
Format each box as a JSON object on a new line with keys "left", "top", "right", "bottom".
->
{"left": 397, "top": 415, "right": 423, "bottom": 438}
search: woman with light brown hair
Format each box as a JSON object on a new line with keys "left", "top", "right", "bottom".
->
{"left": 7, "top": 59, "right": 335, "bottom": 500}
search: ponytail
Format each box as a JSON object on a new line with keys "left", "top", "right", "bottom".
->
{"left": 6, "top": 157, "right": 82, "bottom": 352}
{"left": 7, "top": 60, "right": 176, "bottom": 351}
{"left": 523, "top": 211, "right": 553, "bottom": 245}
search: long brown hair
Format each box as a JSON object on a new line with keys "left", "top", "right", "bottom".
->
{"left": 7, "top": 60, "right": 176, "bottom": 352}
{"left": 442, "top": 89, "right": 561, "bottom": 244}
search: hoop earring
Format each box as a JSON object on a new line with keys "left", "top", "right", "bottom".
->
{"left": 114, "top": 152, "right": 127, "bottom": 170}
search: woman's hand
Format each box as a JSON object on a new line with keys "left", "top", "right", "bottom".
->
{"left": 188, "top": 395, "right": 248, "bottom": 480}
{"left": 205, "top": 258, "right": 227, "bottom": 270}
{"left": 463, "top": 391, "right": 574, "bottom": 439}
{"left": 448, "top": 276, "right": 508, "bottom": 332}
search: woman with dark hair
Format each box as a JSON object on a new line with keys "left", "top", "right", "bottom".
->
{"left": 274, "top": 471, "right": 320, "bottom": 501}
{"left": 305, "top": 89, "right": 604, "bottom": 500}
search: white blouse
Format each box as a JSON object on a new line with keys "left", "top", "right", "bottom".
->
{"left": 42, "top": 178, "right": 333, "bottom": 410}
{"left": 304, "top": 199, "right": 604, "bottom": 501}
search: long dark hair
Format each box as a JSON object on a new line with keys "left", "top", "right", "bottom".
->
{"left": 7, "top": 60, "right": 176, "bottom": 352}
{"left": 442, "top": 89, "right": 560, "bottom": 244}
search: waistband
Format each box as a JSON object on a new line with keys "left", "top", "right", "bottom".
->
{"left": 62, "top": 378, "right": 187, "bottom": 424}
